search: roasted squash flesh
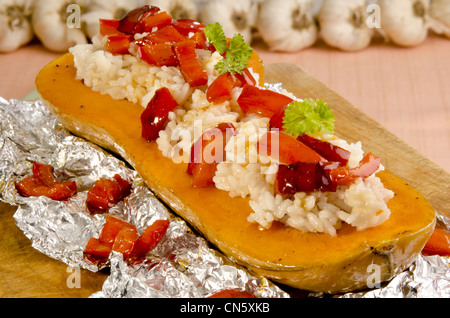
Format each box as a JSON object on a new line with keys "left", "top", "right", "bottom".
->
{"left": 35, "top": 53, "right": 436, "bottom": 293}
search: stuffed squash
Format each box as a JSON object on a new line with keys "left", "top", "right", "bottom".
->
{"left": 35, "top": 6, "right": 435, "bottom": 294}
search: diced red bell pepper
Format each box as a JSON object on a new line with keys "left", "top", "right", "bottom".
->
{"left": 206, "top": 70, "right": 256, "bottom": 104}
{"left": 144, "top": 25, "right": 186, "bottom": 44}
{"left": 130, "top": 219, "right": 170, "bottom": 259}
{"left": 140, "top": 87, "right": 179, "bottom": 141}
{"left": 257, "top": 131, "right": 325, "bottom": 165}
{"left": 173, "top": 40, "right": 208, "bottom": 87}
{"left": 275, "top": 161, "right": 338, "bottom": 194}
{"left": 237, "top": 84, "right": 294, "bottom": 118}
{"left": 134, "top": 10, "right": 172, "bottom": 34}
{"left": 207, "top": 289, "right": 257, "bottom": 298}
{"left": 189, "top": 31, "right": 210, "bottom": 50}
{"left": 233, "top": 68, "right": 257, "bottom": 87}
{"left": 171, "top": 19, "right": 205, "bottom": 37}
{"left": 84, "top": 237, "right": 112, "bottom": 261}
{"left": 269, "top": 104, "right": 287, "bottom": 130}
{"left": 99, "top": 19, "right": 124, "bottom": 36}
{"left": 84, "top": 217, "right": 170, "bottom": 264}
{"left": 297, "top": 134, "right": 351, "bottom": 166}
{"left": 117, "top": 5, "right": 159, "bottom": 34}
{"left": 171, "top": 19, "right": 209, "bottom": 49}
{"left": 327, "top": 152, "right": 380, "bottom": 186}
{"left": 137, "top": 41, "right": 178, "bottom": 66}
{"left": 86, "top": 174, "right": 132, "bottom": 214}
{"left": 32, "top": 161, "right": 56, "bottom": 186}
{"left": 422, "top": 227, "right": 450, "bottom": 257}
{"left": 206, "top": 73, "right": 236, "bottom": 104}
{"left": 44, "top": 180, "right": 78, "bottom": 201}
{"left": 15, "top": 162, "right": 77, "bottom": 201}
{"left": 99, "top": 215, "right": 135, "bottom": 245}
{"left": 105, "top": 34, "right": 132, "bottom": 55}
{"left": 187, "top": 123, "right": 236, "bottom": 187}
{"left": 112, "top": 226, "right": 140, "bottom": 260}
{"left": 15, "top": 176, "right": 47, "bottom": 197}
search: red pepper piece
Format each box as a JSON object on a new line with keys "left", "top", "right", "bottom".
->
{"left": 171, "top": 19, "right": 209, "bottom": 49}
{"left": 269, "top": 104, "right": 287, "bottom": 130}
{"left": 257, "top": 131, "right": 325, "bottom": 165}
{"left": 189, "top": 31, "right": 210, "bottom": 50}
{"left": 99, "top": 216, "right": 135, "bottom": 245}
{"left": 297, "top": 134, "right": 351, "bottom": 166}
{"left": 237, "top": 84, "right": 294, "bottom": 118}
{"left": 15, "top": 176, "right": 46, "bottom": 197}
{"left": 206, "top": 70, "right": 256, "bottom": 104}
{"left": 117, "top": 5, "right": 159, "bottom": 34}
{"left": 422, "top": 227, "right": 450, "bottom": 257}
{"left": 99, "top": 19, "right": 123, "bottom": 36}
{"left": 328, "top": 152, "right": 380, "bottom": 186}
{"left": 32, "top": 161, "right": 56, "bottom": 186}
{"left": 207, "top": 289, "right": 257, "bottom": 298}
{"left": 173, "top": 40, "right": 208, "bottom": 87}
{"left": 206, "top": 73, "right": 236, "bottom": 104}
{"left": 171, "top": 19, "right": 205, "bottom": 37}
{"left": 15, "top": 162, "right": 77, "bottom": 200}
{"left": 84, "top": 237, "right": 112, "bottom": 262}
{"left": 233, "top": 68, "right": 257, "bottom": 87}
{"left": 86, "top": 174, "right": 131, "bottom": 214}
{"left": 187, "top": 123, "right": 236, "bottom": 187}
{"left": 137, "top": 42, "right": 178, "bottom": 66}
{"left": 144, "top": 25, "right": 186, "bottom": 44}
{"left": 105, "top": 34, "right": 132, "bottom": 55}
{"left": 112, "top": 226, "right": 140, "bottom": 260}
{"left": 44, "top": 180, "right": 78, "bottom": 201}
{"left": 134, "top": 10, "right": 172, "bottom": 34}
{"left": 140, "top": 87, "right": 179, "bottom": 141}
{"left": 275, "top": 161, "right": 338, "bottom": 194}
{"left": 130, "top": 219, "right": 170, "bottom": 259}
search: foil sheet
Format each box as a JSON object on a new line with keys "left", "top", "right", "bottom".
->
{"left": 1, "top": 97, "right": 449, "bottom": 298}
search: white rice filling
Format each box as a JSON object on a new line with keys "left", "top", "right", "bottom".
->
{"left": 69, "top": 37, "right": 394, "bottom": 236}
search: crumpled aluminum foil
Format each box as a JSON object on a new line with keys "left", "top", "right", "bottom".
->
{"left": 1, "top": 97, "right": 449, "bottom": 298}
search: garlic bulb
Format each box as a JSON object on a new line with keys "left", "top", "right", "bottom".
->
{"left": 257, "top": 0, "right": 318, "bottom": 52}
{"left": 429, "top": 0, "right": 450, "bottom": 38}
{"left": 318, "top": 0, "right": 373, "bottom": 51}
{"left": 0, "top": 0, "right": 34, "bottom": 53}
{"left": 146, "top": 0, "right": 198, "bottom": 20}
{"left": 32, "top": 0, "right": 88, "bottom": 52}
{"left": 378, "top": 0, "right": 430, "bottom": 47}
{"left": 82, "top": 0, "right": 142, "bottom": 40}
{"left": 200, "top": 0, "right": 257, "bottom": 43}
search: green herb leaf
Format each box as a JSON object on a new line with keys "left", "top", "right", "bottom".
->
{"left": 282, "top": 99, "right": 335, "bottom": 136}
{"left": 204, "top": 23, "right": 253, "bottom": 75}
{"left": 203, "top": 23, "right": 228, "bottom": 54}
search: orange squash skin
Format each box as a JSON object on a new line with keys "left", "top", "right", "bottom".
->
{"left": 35, "top": 53, "right": 436, "bottom": 294}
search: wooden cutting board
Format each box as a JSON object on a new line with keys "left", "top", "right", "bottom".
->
{"left": 0, "top": 63, "right": 448, "bottom": 298}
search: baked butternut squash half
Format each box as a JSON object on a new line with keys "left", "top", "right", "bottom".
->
{"left": 35, "top": 7, "right": 435, "bottom": 294}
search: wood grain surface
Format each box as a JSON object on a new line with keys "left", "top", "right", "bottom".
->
{"left": 0, "top": 62, "right": 448, "bottom": 298}
{"left": 0, "top": 203, "right": 107, "bottom": 298}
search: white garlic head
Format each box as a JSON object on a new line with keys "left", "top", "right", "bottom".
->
{"left": 258, "top": 0, "right": 318, "bottom": 52}
{"left": 200, "top": 0, "right": 257, "bottom": 43}
{"left": 146, "top": 0, "right": 199, "bottom": 20}
{"left": 379, "top": 0, "right": 430, "bottom": 47}
{"left": 319, "top": 0, "right": 374, "bottom": 51}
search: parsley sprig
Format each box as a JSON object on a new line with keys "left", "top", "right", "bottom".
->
{"left": 282, "top": 99, "right": 335, "bottom": 136}
{"left": 204, "top": 23, "right": 253, "bottom": 75}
